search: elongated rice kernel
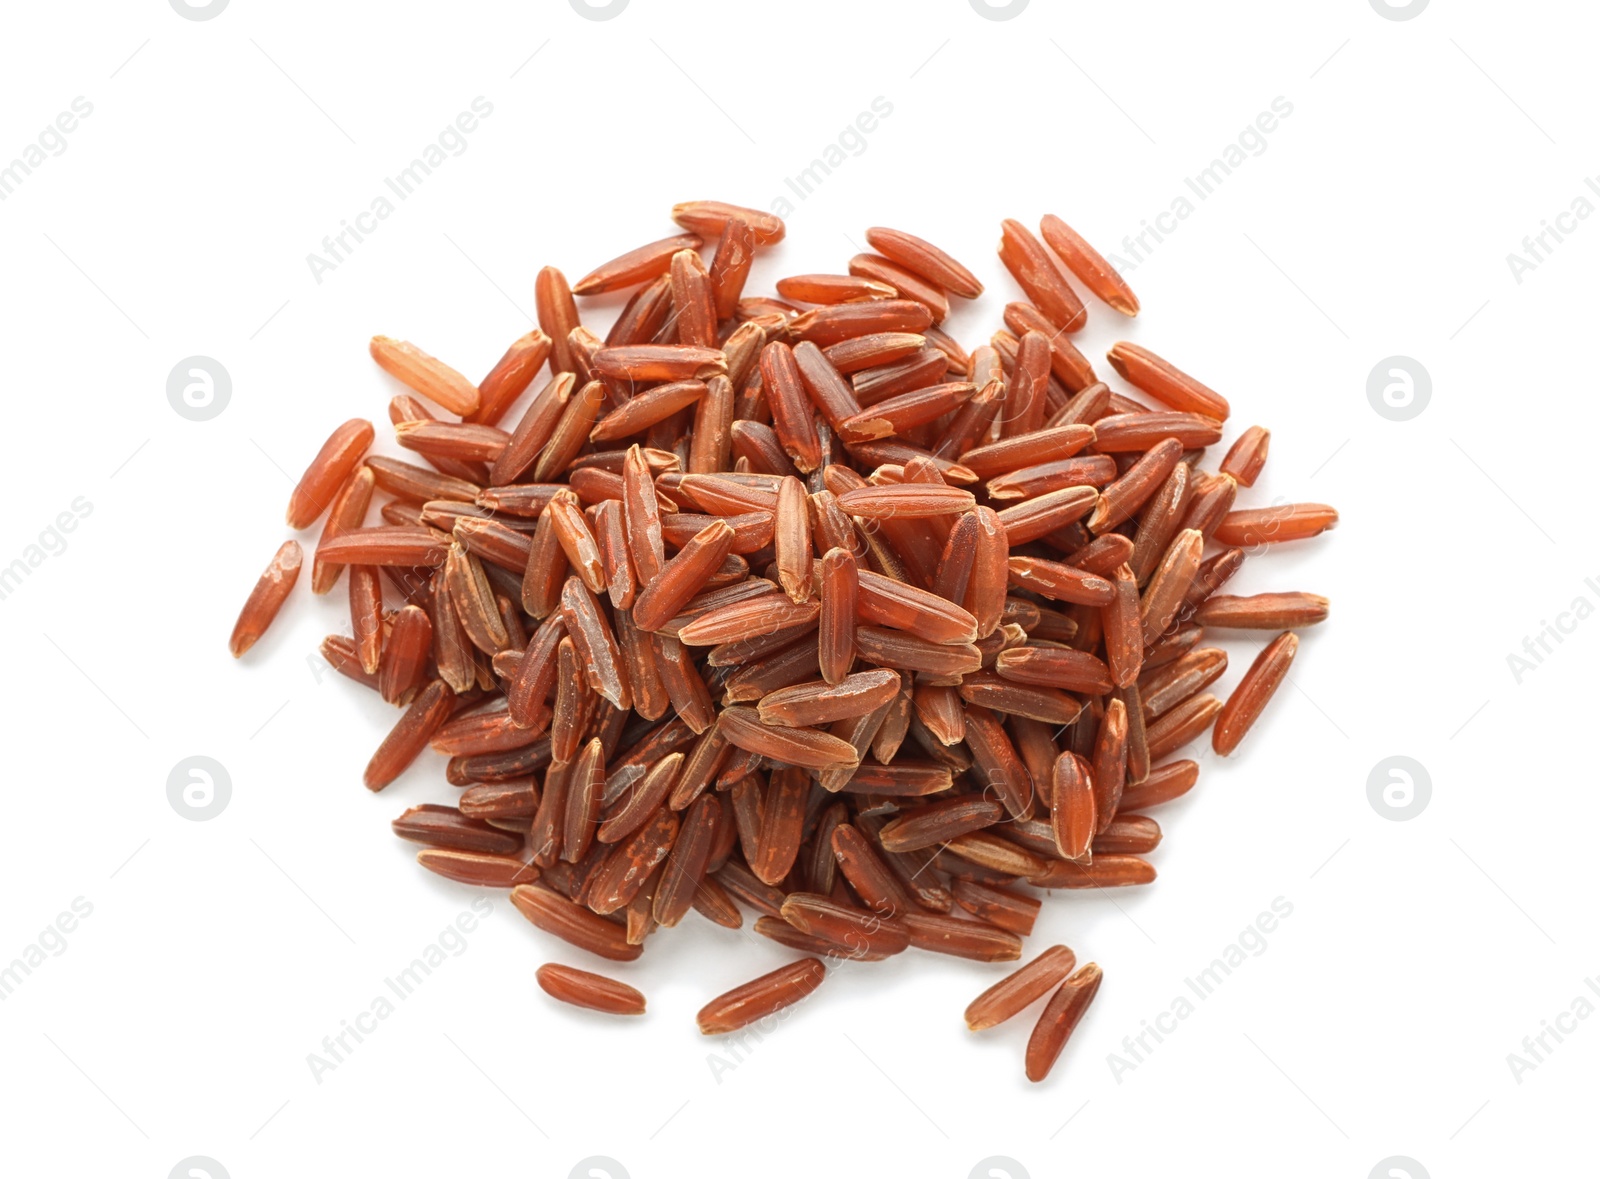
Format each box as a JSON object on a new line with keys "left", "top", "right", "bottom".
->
{"left": 365, "top": 680, "right": 454, "bottom": 791}
{"left": 902, "top": 911, "right": 1021, "bottom": 961}
{"left": 632, "top": 518, "right": 737, "bottom": 633}
{"left": 879, "top": 796, "right": 1002, "bottom": 852}
{"left": 535, "top": 379, "right": 610, "bottom": 482}
{"left": 370, "top": 337, "right": 480, "bottom": 416}
{"left": 780, "top": 892, "right": 911, "bottom": 957}
{"left": 1094, "top": 813, "right": 1162, "bottom": 854}
{"left": 760, "top": 340, "right": 824, "bottom": 472}
{"left": 535, "top": 268, "right": 582, "bottom": 374}
{"left": 1212, "top": 503, "right": 1339, "bottom": 546}
{"left": 965, "top": 945, "right": 1078, "bottom": 1031}
{"left": 1142, "top": 647, "right": 1229, "bottom": 718}
{"left": 998, "top": 219, "right": 1086, "bottom": 332}
{"left": 836, "top": 484, "right": 976, "bottom": 518}
{"left": 379, "top": 604, "right": 432, "bottom": 705}
{"left": 1220, "top": 425, "right": 1270, "bottom": 486}
{"left": 774, "top": 476, "right": 812, "bottom": 604}
{"left": 1145, "top": 693, "right": 1225, "bottom": 761}
{"left": 1106, "top": 342, "right": 1229, "bottom": 420}
{"left": 1051, "top": 752, "right": 1096, "bottom": 861}
{"left": 536, "top": 963, "right": 646, "bottom": 1015}
{"left": 707, "top": 219, "right": 756, "bottom": 319}
{"left": 230, "top": 541, "right": 303, "bottom": 657}
{"left": 1025, "top": 963, "right": 1103, "bottom": 1081}
{"left": 1140, "top": 529, "right": 1204, "bottom": 647}
{"left": 719, "top": 706, "right": 860, "bottom": 770}
{"left": 393, "top": 803, "right": 523, "bottom": 854}
{"left": 311, "top": 466, "right": 376, "bottom": 594}
{"left": 1039, "top": 215, "right": 1139, "bottom": 315}
{"left": 573, "top": 233, "right": 702, "bottom": 296}
{"left": 652, "top": 793, "right": 719, "bottom": 927}
{"left": 818, "top": 547, "right": 857, "bottom": 686}
{"left": 1093, "top": 412, "right": 1222, "bottom": 452}
{"left": 1212, "top": 632, "right": 1298, "bottom": 755}
{"left": 1090, "top": 698, "right": 1128, "bottom": 832}
{"left": 851, "top": 259, "right": 951, "bottom": 325}
{"left": 417, "top": 849, "right": 539, "bottom": 888}
{"left": 865, "top": 226, "right": 983, "bottom": 298}
{"left": 1117, "top": 760, "right": 1199, "bottom": 811}
{"left": 951, "top": 879, "right": 1040, "bottom": 936}
{"left": 670, "top": 248, "right": 717, "bottom": 349}
{"left": 1195, "top": 592, "right": 1330, "bottom": 630}
{"left": 697, "top": 958, "right": 825, "bottom": 1034}
{"left": 673, "top": 200, "right": 786, "bottom": 246}
{"left": 757, "top": 669, "right": 901, "bottom": 729}
{"left": 511, "top": 884, "right": 642, "bottom": 961}
{"left": 287, "top": 419, "right": 375, "bottom": 530}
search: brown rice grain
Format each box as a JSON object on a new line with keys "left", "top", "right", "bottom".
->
{"left": 366, "top": 680, "right": 455, "bottom": 791}
{"left": 1212, "top": 631, "right": 1299, "bottom": 756}
{"left": 846, "top": 254, "right": 950, "bottom": 322}
{"left": 229, "top": 541, "right": 303, "bottom": 657}
{"left": 965, "top": 944, "right": 1079, "bottom": 1031}
{"left": 1106, "top": 342, "right": 1229, "bottom": 420}
{"left": 865, "top": 226, "right": 984, "bottom": 298}
{"left": 1219, "top": 425, "right": 1270, "bottom": 486}
{"left": 289, "top": 419, "right": 375, "bottom": 532}
{"left": 1039, "top": 215, "right": 1139, "bottom": 315}
{"left": 1194, "top": 592, "right": 1330, "bottom": 630}
{"left": 1025, "top": 962, "right": 1103, "bottom": 1081}
{"left": 1212, "top": 503, "right": 1339, "bottom": 547}
{"left": 573, "top": 233, "right": 703, "bottom": 296}
{"left": 510, "top": 884, "right": 643, "bottom": 961}
{"left": 997, "top": 219, "right": 1086, "bottom": 332}
{"left": 537, "top": 963, "right": 646, "bottom": 1015}
{"left": 697, "top": 958, "right": 825, "bottom": 1035}
{"left": 370, "top": 337, "right": 480, "bottom": 417}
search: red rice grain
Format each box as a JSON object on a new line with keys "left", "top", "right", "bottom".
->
{"left": 1025, "top": 962, "right": 1103, "bottom": 1081}
{"left": 238, "top": 200, "right": 1336, "bottom": 1081}
{"left": 536, "top": 963, "right": 647, "bottom": 1015}
{"left": 229, "top": 540, "right": 302, "bottom": 657}
{"left": 965, "top": 944, "right": 1078, "bottom": 1030}
{"left": 696, "top": 958, "right": 825, "bottom": 1034}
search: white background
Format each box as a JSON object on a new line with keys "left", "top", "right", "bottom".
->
{"left": 1, "top": 1, "right": 1594, "bottom": 1176}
